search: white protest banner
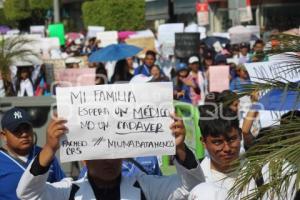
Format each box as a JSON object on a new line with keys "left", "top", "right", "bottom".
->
{"left": 30, "top": 25, "right": 45, "bottom": 37}
{"left": 244, "top": 60, "right": 300, "bottom": 83}
{"left": 198, "top": 26, "right": 207, "bottom": 39}
{"left": 246, "top": 25, "right": 260, "bottom": 38}
{"left": 268, "top": 52, "right": 299, "bottom": 62}
{"left": 41, "top": 37, "right": 60, "bottom": 55}
{"left": 87, "top": 26, "right": 105, "bottom": 38}
{"left": 158, "top": 23, "right": 184, "bottom": 56}
{"left": 96, "top": 31, "right": 118, "bottom": 47}
{"left": 209, "top": 65, "right": 229, "bottom": 92}
{"left": 212, "top": 32, "right": 230, "bottom": 39}
{"left": 6, "top": 29, "right": 20, "bottom": 36}
{"left": 259, "top": 110, "right": 285, "bottom": 128}
{"left": 158, "top": 23, "right": 184, "bottom": 44}
{"left": 228, "top": 25, "right": 252, "bottom": 44}
{"left": 56, "top": 82, "right": 175, "bottom": 162}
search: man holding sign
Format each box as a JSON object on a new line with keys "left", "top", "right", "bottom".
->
{"left": 17, "top": 82, "right": 205, "bottom": 200}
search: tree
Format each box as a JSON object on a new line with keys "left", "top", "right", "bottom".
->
{"left": 4, "top": 0, "right": 31, "bottom": 21}
{"left": 228, "top": 34, "right": 300, "bottom": 199}
{"left": 29, "top": 0, "right": 52, "bottom": 10}
{"left": 82, "top": 0, "right": 145, "bottom": 31}
{"left": 3, "top": 0, "right": 52, "bottom": 24}
{"left": 0, "top": 9, "right": 17, "bottom": 27}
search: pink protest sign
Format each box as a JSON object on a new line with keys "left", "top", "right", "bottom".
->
{"left": 55, "top": 68, "right": 96, "bottom": 86}
{"left": 209, "top": 65, "right": 229, "bottom": 92}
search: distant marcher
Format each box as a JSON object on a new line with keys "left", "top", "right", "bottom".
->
{"left": 95, "top": 63, "right": 108, "bottom": 85}
{"left": 173, "top": 63, "right": 192, "bottom": 103}
{"left": 230, "top": 64, "right": 251, "bottom": 92}
{"left": 134, "top": 50, "right": 156, "bottom": 76}
{"left": 14, "top": 65, "right": 40, "bottom": 97}
{"left": 111, "top": 59, "right": 133, "bottom": 83}
{"left": 187, "top": 56, "right": 201, "bottom": 105}
{"left": 150, "top": 65, "right": 169, "bottom": 82}
{"left": 65, "top": 57, "right": 81, "bottom": 69}
{"left": 238, "top": 42, "right": 250, "bottom": 64}
{"left": 249, "top": 39, "right": 268, "bottom": 62}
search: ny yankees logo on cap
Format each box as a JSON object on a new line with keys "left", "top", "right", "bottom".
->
{"left": 14, "top": 111, "right": 23, "bottom": 119}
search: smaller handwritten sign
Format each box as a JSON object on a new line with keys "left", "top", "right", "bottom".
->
{"left": 56, "top": 82, "right": 175, "bottom": 162}
{"left": 209, "top": 65, "right": 229, "bottom": 92}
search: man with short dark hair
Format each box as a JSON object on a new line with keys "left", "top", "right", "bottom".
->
{"left": 250, "top": 39, "right": 268, "bottom": 62}
{"left": 134, "top": 50, "right": 156, "bottom": 76}
{"left": 186, "top": 108, "right": 257, "bottom": 199}
{"left": 0, "top": 107, "right": 65, "bottom": 200}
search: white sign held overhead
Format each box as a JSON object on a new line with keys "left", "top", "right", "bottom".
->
{"left": 158, "top": 23, "right": 184, "bottom": 57}
{"left": 228, "top": 26, "right": 252, "bottom": 44}
{"left": 41, "top": 37, "right": 60, "bottom": 51}
{"left": 30, "top": 26, "right": 45, "bottom": 37}
{"left": 246, "top": 25, "right": 260, "bottom": 38}
{"left": 157, "top": 23, "right": 184, "bottom": 43}
{"left": 87, "top": 26, "right": 105, "bottom": 38}
{"left": 96, "top": 31, "right": 118, "bottom": 47}
{"left": 56, "top": 82, "right": 175, "bottom": 162}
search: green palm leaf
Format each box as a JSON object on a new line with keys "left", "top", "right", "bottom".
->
{"left": 0, "top": 36, "right": 39, "bottom": 79}
{"left": 227, "top": 33, "right": 300, "bottom": 199}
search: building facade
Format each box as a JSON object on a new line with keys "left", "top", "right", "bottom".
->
{"left": 145, "top": 0, "right": 300, "bottom": 33}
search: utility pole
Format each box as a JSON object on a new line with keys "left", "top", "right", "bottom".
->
{"left": 53, "top": 0, "right": 60, "bottom": 23}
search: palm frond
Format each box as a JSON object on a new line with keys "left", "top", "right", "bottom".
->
{"left": 266, "top": 34, "right": 300, "bottom": 54}
{"left": 0, "top": 36, "right": 38, "bottom": 79}
{"left": 228, "top": 33, "right": 300, "bottom": 199}
{"left": 228, "top": 119, "right": 300, "bottom": 199}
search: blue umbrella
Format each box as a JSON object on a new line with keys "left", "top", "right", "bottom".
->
{"left": 88, "top": 43, "right": 142, "bottom": 62}
{"left": 256, "top": 88, "right": 300, "bottom": 111}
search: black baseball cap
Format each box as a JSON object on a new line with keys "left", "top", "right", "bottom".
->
{"left": 1, "top": 107, "right": 32, "bottom": 132}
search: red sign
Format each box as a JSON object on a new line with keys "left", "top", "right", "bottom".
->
{"left": 196, "top": 2, "right": 209, "bottom": 26}
{"left": 196, "top": 2, "right": 208, "bottom": 12}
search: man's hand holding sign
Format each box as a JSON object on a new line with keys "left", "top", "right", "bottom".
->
{"left": 39, "top": 82, "right": 187, "bottom": 167}
{"left": 17, "top": 82, "right": 205, "bottom": 200}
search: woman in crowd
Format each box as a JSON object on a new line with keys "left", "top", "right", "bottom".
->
{"left": 150, "top": 64, "right": 169, "bottom": 82}
{"left": 111, "top": 59, "right": 133, "bottom": 83}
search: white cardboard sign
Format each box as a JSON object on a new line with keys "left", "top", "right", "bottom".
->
{"left": 57, "top": 82, "right": 175, "bottom": 162}
{"left": 96, "top": 31, "right": 118, "bottom": 47}
{"left": 244, "top": 60, "right": 300, "bottom": 83}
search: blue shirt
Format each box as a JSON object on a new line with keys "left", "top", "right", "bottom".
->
{"left": 134, "top": 65, "right": 151, "bottom": 76}
{"left": 230, "top": 77, "right": 251, "bottom": 92}
{"left": 174, "top": 84, "right": 192, "bottom": 104}
{"left": 0, "top": 146, "right": 65, "bottom": 200}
